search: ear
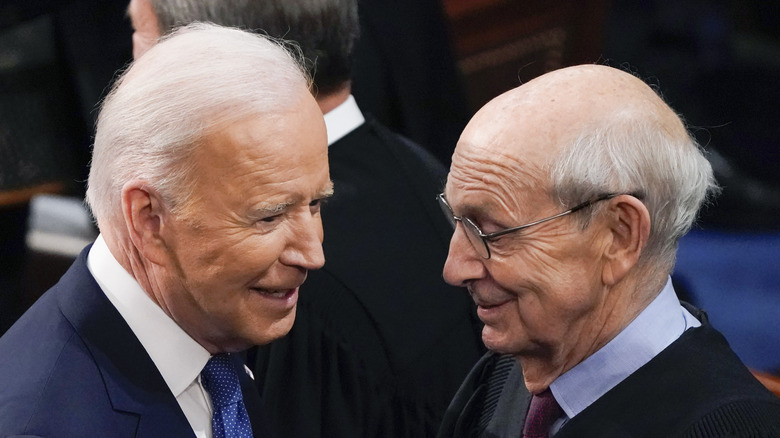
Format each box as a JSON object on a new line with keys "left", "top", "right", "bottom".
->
{"left": 601, "top": 195, "right": 651, "bottom": 286}
{"left": 121, "top": 180, "right": 171, "bottom": 265}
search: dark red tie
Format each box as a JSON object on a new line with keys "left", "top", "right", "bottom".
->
{"left": 522, "top": 389, "right": 561, "bottom": 438}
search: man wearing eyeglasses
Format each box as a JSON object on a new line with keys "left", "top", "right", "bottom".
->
{"left": 436, "top": 64, "right": 780, "bottom": 437}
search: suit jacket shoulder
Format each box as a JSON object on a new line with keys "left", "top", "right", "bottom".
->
{"left": 0, "top": 248, "right": 194, "bottom": 437}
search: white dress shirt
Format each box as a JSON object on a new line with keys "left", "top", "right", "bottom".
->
{"left": 549, "top": 277, "right": 701, "bottom": 432}
{"left": 87, "top": 234, "right": 214, "bottom": 438}
{"left": 323, "top": 94, "right": 365, "bottom": 146}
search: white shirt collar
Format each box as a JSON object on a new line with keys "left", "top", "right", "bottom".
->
{"left": 323, "top": 94, "right": 365, "bottom": 145}
{"left": 86, "top": 234, "right": 211, "bottom": 397}
{"left": 550, "top": 277, "right": 700, "bottom": 419}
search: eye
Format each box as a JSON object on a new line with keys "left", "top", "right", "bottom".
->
{"left": 261, "top": 215, "right": 282, "bottom": 223}
{"left": 473, "top": 216, "right": 507, "bottom": 236}
{"left": 254, "top": 213, "right": 284, "bottom": 233}
{"left": 309, "top": 198, "right": 327, "bottom": 213}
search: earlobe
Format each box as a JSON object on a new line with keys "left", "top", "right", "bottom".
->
{"left": 121, "top": 181, "right": 169, "bottom": 265}
{"left": 601, "top": 195, "right": 651, "bottom": 285}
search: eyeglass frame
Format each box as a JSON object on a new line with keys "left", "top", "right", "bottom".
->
{"left": 437, "top": 192, "right": 629, "bottom": 259}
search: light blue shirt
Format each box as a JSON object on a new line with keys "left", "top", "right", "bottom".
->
{"left": 549, "top": 277, "right": 700, "bottom": 432}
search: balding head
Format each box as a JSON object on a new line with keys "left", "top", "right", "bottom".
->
{"left": 459, "top": 65, "right": 688, "bottom": 172}
{"left": 134, "top": 0, "right": 359, "bottom": 97}
{"left": 452, "top": 64, "right": 715, "bottom": 273}
{"left": 442, "top": 65, "right": 717, "bottom": 389}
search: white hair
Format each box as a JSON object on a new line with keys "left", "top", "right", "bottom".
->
{"left": 549, "top": 107, "right": 719, "bottom": 273}
{"left": 86, "top": 22, "right": 309, "bottom": 227}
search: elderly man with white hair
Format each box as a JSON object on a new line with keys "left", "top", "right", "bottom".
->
{"left": 0, "top": 23, "right": 331, "bottom": 438}
{"left": 436, "top": 64, "right": 780, "bottom": 437}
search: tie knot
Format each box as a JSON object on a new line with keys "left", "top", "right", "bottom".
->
{"left": 202, "top": 354, "right": 243, "bottom": 408}
{"left": 523, "top": 389, "right": 561, "bottom": 438}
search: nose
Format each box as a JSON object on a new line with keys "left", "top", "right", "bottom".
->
{"left": 442, "top": 223, "right": 486, "bottom": 287}
{"left": 281, "top": 213, "right": 326, "bottom": 270}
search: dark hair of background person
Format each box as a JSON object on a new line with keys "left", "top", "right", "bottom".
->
{"left": 148, "top": 0, "right": 469, "bottom": 166}
{"left": 148, "top": 0, "right": 360, "bottom": 97}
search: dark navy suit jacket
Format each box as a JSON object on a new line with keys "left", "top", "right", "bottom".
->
{"left": 0, "top": 246, "right": 276, "bottom": 437}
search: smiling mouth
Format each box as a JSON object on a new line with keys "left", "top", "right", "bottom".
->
{"left": 470, "top": 290, "right": 509, "bottom": 310}
{"left": 476, "top": 299, "right": 513, "bottom": 311}
{"left": 251, "top": 288, "right": 297, "bottom": 299}
{"left": 478, "top": 302, "right": 504, "bottom": 309}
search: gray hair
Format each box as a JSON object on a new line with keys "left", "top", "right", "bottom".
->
{"left": 148, "top": 0, "right": 359, "bottom": 95}
{"left": 148, "top": 0, "right": 239, "bottom": 33}
{"left": 86, "top": 22, "right": 310, "bottom": 227}
{"left": 549, "top": 106, "right": 719, "bottom": 273}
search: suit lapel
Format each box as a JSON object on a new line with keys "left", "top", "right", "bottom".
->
{"left": 57, "top": 249, "right": 195, "bottom": 437}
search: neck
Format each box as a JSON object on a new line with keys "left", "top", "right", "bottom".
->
{"left": 518, "top": 273, "right": 660, "bottom": 393}
{"left": 101, "top": 225, "right": 161, "bottom": 308}
{"left": 316, "top": 83, "right": 351, "bottom": 114}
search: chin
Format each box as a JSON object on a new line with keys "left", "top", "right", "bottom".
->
{"left": 482, "top": 328, "right": 529, "bottom": 357}
{"left": 482, "top": 325, "right": 509, "bottom": 352}
{"left": 252, "top": 311, "right": 297, "bottom": 346}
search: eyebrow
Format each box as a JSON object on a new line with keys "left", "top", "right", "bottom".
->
{"left": 319, "top": 181, "right": 335, "bottom": 199}
{"left": 248, "top": 181, "right": 335, "bottom": 219}
{"left": 257, "top": 201, "right": 294, "bottom": 215}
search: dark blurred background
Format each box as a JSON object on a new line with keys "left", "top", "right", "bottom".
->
{"left": 1, "top": 0, "right": 778, "bottom": 378}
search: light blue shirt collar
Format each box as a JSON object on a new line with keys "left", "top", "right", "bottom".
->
{"left": 550, "top": 277, "right": 700, "bottom": 420}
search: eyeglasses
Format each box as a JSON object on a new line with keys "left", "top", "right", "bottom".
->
{"left": 437, "top": 192, "right": 621, "bottom": 259}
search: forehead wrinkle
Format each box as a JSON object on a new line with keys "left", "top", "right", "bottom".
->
{"left": 450, "top": 138, "right": 546, "bottom": 203}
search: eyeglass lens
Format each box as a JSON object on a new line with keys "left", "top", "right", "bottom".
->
{"left": 438, "top": 194, "right": 490, "bottom": 258}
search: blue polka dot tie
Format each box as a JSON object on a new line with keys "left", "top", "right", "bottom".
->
{"left": 201, "top": 354, "right": 254, "bottom": 438}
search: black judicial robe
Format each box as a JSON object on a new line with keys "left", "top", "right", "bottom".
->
{"left": 438, "top": 309, "right": 780, "bottom": 438}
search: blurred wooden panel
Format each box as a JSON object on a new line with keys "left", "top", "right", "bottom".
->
{"left": 444, "top": 0, "right": 610, "bottom": 111}
{"left": 752, "top": 369, "right": 780, "bottom": 398}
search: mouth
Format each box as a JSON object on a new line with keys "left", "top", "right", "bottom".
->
{"left": 250, "top": 287, "right": 298, "bottom": 300}
{"left": 469, "top": 286, "right": 509, "bottom": 308}
{"left": 468, "top": 287, "right": 514, "bottom": 319}
{"left": 476, "top": 300, "right": 510, "bottom": 310}
{"left": 475, "top": 299, "right": 513, "bottom": 326}
{"left": 475, "top": 299, "right": 512, "bottom": 313}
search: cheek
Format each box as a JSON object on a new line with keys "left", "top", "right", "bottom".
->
{"left": 486, "top": 253, "right": 579, "bottom": 329}
{"left": 206, "top": 238, "right": 279, "bottom": 284}
{"left": 170, "top": 232, "right": 269, "bottom": 293}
